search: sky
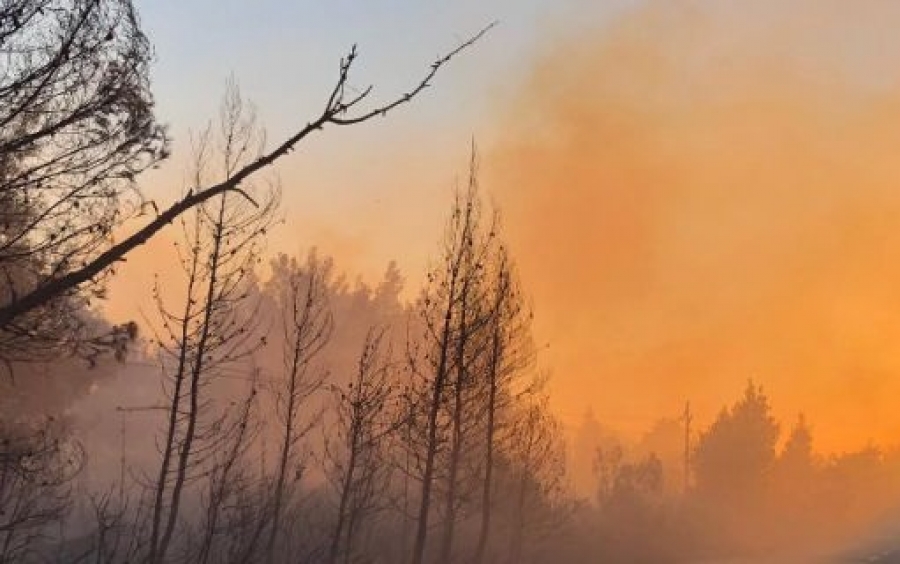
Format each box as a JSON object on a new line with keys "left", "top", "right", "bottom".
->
{"left": 108, "top": 0, "right": 900, "bottom": 454}
{"left": 109, "top": 0, "right": 631, "bottom": 415}
{"left": 108, "top": 0, "right": 591, "bottom": 306}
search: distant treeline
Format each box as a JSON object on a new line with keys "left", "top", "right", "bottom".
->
{"left": 564, "top": 382, "right": 900, "bottom": 562}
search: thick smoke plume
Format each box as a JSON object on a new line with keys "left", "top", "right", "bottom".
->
{"left": 490, "top": 0, "right": 900, "bottom": 451}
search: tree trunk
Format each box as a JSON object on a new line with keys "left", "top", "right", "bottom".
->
{"left": 266, "top": 335, "right": 303, "bottom": 564}
{"left": 410, "top": 294, "right": 456, "bottom": 564}
{"left": 439, "top": 287, "right": 469, "bottom": 564}
{"left": 156, "top": 195, "right": 228, "bottom": 563}
{"left": 473, "top": 316, "right": 501, "bottom": 564}
{"left": 328, "top": 421, "right": 359, "bottom": 564}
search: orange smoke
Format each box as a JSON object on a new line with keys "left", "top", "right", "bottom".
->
{"left": 489, "top": 0, "right": 900, "bottom": 452}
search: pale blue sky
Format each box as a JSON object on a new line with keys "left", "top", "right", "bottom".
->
{"left": 139, "top": 1, "right": 626, "bottom": 139}
{"left": 128, "top": 0, "right": 636, "bottom": 284}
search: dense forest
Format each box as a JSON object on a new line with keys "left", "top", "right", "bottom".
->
{"left": 3, "top": 1, "right": 900, "bottom": 563}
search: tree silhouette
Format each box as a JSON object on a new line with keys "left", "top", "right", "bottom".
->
{"left": 0, "top": 0, "right": 166, "bottom": 347}
{"left": 145, "top": 84, "right": 276, "bottom": 564}
{"left": 694, "top": 381, "right": 779, "bottom": 501}
{"left": 265, "top": 251, "right": 333, "bottom": 564}
{"left": 692, "top": 381, "right": 779, "bottom": 554}
{"left": 0, "top": 4, "right": 493, "bottom": 334}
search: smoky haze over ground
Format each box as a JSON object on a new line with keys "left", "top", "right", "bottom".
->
{"left": 11, "top": 1, "right": 900, "bottom": 562}
{"left": 490, "top": 0, "right": 900, "bottom": 451}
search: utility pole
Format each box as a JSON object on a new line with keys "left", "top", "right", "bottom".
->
{"left": 683, "top": 401, "right": 692, "bottom": 494}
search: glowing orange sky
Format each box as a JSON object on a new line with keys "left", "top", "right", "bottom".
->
{"left": 108, "top": 0, "right": 900, "bottom": 454}
{"left": 490, "top": 0, "right": 900, "bottom": 452}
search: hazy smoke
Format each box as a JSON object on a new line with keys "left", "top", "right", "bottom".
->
{"left": 489, "top": 0, "right": 900, "bottom": 451}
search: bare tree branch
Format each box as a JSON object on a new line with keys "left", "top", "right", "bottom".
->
{"left": 0, "top": 22, "right": 494, "bottom": 329}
